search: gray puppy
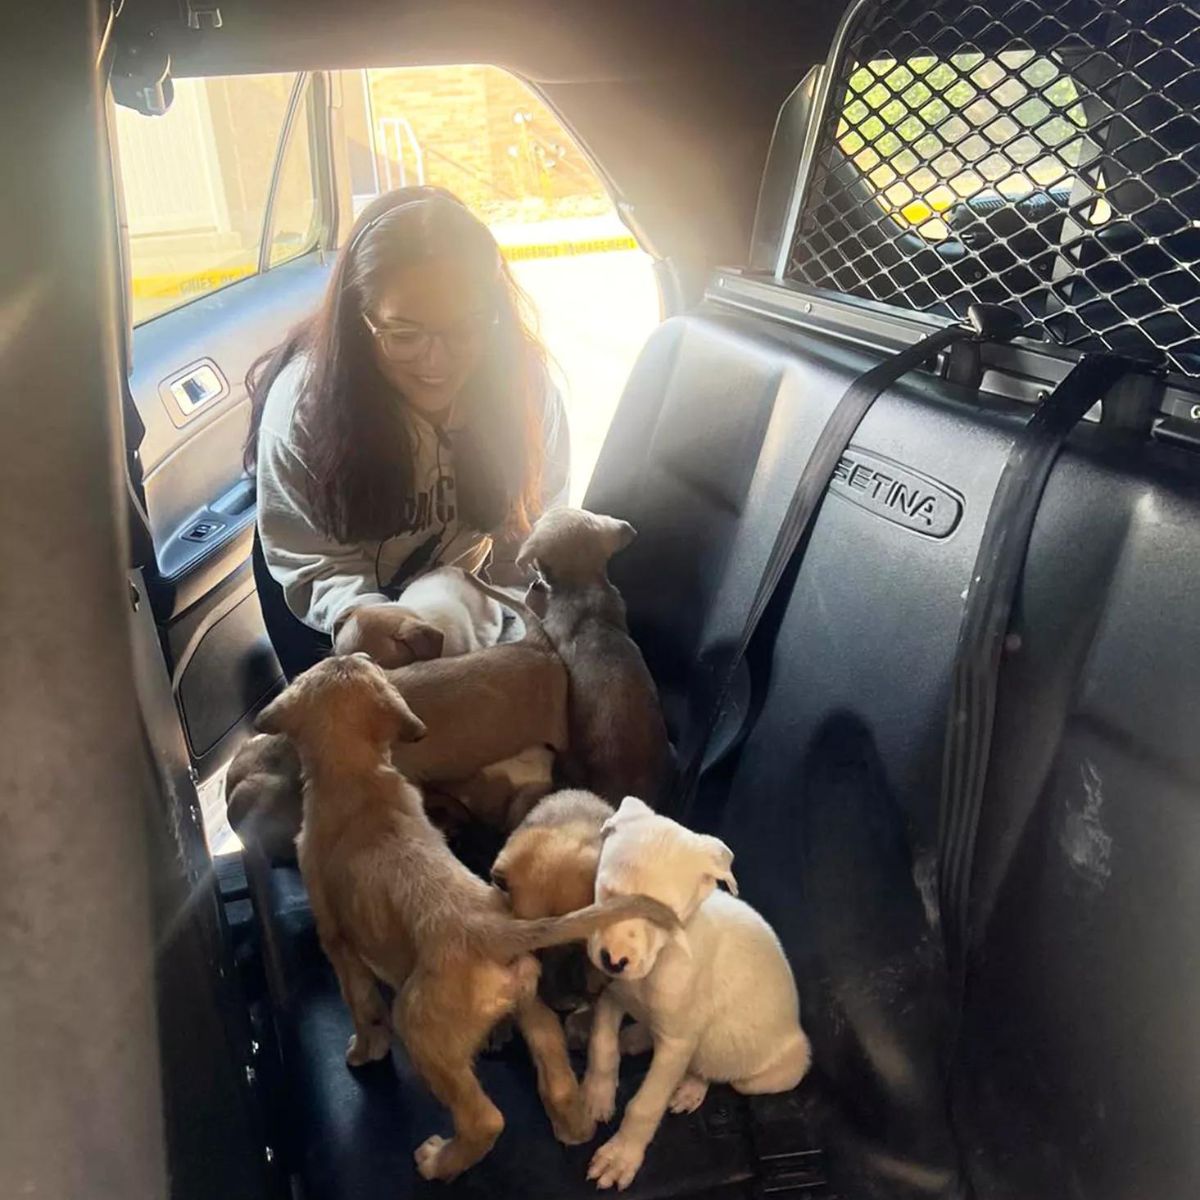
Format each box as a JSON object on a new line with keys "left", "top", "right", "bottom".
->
{"left": 516, "top": 509, "right": 674, "bottom": 805}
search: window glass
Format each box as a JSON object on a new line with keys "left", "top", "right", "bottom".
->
{"left": 115, "top": 72, "right": 311, "bottom": 324}
{"left": 268, "top": 92, "right": 321, "bottom": 268}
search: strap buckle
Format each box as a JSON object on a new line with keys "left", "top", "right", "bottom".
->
{"left": 945, "top": 303, "right": 1027, "bottom": 389}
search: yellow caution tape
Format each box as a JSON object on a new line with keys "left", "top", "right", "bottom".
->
{"left": 130, "top": 234, "right": 640, "bottom": 303}
{"left": 131, "top": 265, "right": 254, "bottom": 300}
{"left": 500, "top": 235, "right": 639, "bottom": 262}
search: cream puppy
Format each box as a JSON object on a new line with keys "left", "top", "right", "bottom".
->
{"left": 395, "top": 565, "right": 506, "bottom": 656}
{"left": 581, "top": 797, "right": 810, "bottom": 1190}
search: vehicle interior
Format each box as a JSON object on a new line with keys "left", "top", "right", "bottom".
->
{"left": 6, "top": 1, "right": 1200, "bottom": 1198}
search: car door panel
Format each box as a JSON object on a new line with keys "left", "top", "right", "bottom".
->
{"left": 132, "top": 255, "right": 329, "bottom": 601}
{"left": 116, "top": 65, "right": 340, "bottom": 784}
{"left": 129, "top": 252, "right": 330, "bottom": 770}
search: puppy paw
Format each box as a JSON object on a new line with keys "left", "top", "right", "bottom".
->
{"left": 414, "top": 1135, "right": 453, "bottom": 1181}
{"left": 581, "top": 1071, "right": 617, "bottom": 1124}
{"left": 548, "top": 1088, "right": 597, "bottom": 1146}
{"left": 668, "top": 1075, "right": 709, "bottom": 1114}
{"left": 587, "top": 1133, "right": 646, "bottom": 1191}
{"left": 345, "top": 1025, "right": 390, "bottom": 1066}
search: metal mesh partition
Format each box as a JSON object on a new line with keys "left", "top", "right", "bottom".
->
{"left": 787, "top": 0, "right": 1200, "bottom": 375}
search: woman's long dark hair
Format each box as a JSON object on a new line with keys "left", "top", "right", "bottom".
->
{"left": 244, "top": 186, "right": 549, "bottom": 544}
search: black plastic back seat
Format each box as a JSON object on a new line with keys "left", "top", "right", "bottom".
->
{"left": 589, "top": 290, "right": 1200, "bottom": 1199}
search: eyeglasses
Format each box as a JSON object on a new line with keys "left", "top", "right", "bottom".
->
{"left": 361, "top": 310, "right": 498, "bottom": 363}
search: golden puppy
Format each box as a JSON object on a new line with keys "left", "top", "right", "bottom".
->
{"left": 492, "top": 789, "right": 614, "bottom": 919}
{"left": 257, "top": 656, "right": 677, "bottom": 1182}
{"left": 492, "top": 790, "right": 615, "bottom": 1019}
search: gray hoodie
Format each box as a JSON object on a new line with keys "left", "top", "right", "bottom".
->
{"left": 256, "top": 355, "right": 570, "bottom": 634}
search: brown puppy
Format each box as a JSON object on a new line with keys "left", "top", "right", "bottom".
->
{"left": 517, "top": 508, "right": 674, "bottom": 804}
{"left": 258, "top": 655, "right": 677, "bottom": 1181}
{"left": 492, "top": 790, "right": 614, "bottom": 1015}
{"left": 224, "top": 731, "right": 304, "bottom": 861}
{"left": 227, "top": 622, "right": 567, "bottom": 858}
{"left": 386, "top": 628, "right": 566, "bottom": 785}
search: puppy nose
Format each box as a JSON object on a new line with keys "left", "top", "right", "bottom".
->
{"left": 600, "top": 948, "right": 628, "bottom": 975}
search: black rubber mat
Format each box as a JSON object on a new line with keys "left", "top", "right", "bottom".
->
{"left": 273, "top": 878, "right": 753, "bottom": 1195}
{"left": 254, "top": 863, "right": 773, "bottom": 1200}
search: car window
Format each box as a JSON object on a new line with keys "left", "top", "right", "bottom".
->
{"left": 787, "top": 5, "right": 1200, "bottom": 374}
{"left": 267, "top": 87, "right": 322, "bottom": 268}
{"left": 114, "top": 72, "right": 317, "bottom": 324}
{"left": 836, "top": 51, "right": 1093, "bottom": 242}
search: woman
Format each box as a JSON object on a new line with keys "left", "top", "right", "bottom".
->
{"left": 246, "top": 187, "right": 569, "bottom": 678}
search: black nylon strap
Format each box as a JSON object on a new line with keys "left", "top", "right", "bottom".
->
{"left": 676, "top": 320, "right": 975, "bottom": 812}
{"left": 937, "top": 352, "right": 1134, "bottom": 970}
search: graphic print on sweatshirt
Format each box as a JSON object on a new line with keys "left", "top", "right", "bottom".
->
{"left": 403, "top": 422, "right": 456, "bottom": 537}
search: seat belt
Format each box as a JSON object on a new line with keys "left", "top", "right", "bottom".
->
{"left": 676, "top": 303, "right": 1023, "bottom": 817}
{"left": 937, "top": 352, "right": 1137, "bottom": 977}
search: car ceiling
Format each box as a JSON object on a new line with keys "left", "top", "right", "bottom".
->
{"left": 113, "top": 0, "right": 848, "bottom": 299}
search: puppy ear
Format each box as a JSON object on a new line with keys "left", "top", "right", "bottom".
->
{"left": 515, "top": 526, "right": 543, "bottom": 570}
{"left": 616, "top": 795, "right": 652, "bottom": 820}
{"left": 378, "top": 687, "right": 427, "bottom": 743}
{"left": 698, "top": 834, "right": 738, "bottom": 896}
{"left": 394, "top": 621, "right": 444, "bottom": 665}
{"left": 600, "top": 795, "right": 650, "bottom": 840}
{"left": 255, "top": 688, "right": 300, "bottom": 738}
{"left": 593, "top": 514, "right": 636, "bottom": 557}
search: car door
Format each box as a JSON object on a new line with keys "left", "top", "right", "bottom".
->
{"left": 113, "top": 69, "right": 343, "bottom": 844}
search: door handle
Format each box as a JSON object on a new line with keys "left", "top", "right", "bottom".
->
{"left": 164, "top": 359, "right": 227, "bottom": 418}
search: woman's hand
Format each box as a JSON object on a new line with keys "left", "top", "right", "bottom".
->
{"left": 332, "top": 603, "right": 445, "bottom": 669}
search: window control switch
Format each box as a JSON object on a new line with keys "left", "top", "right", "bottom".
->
{"left": 183, "top": 519, "right": 225, "bottom": 543}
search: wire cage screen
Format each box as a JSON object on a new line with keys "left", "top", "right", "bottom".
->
{"left": 787, "top": 0, "right": 1200, "bottom": 375}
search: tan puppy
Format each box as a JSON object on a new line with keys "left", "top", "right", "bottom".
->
{"left": 224, "top": 731, "right": 305, "bottom": 861}
{"left": 257, "top": 656, "right": 678, "bottom": 1182}
{"left": 227, "top": 625, "right": 568, "bottom": 858}
{"left": 332, "top": 604, "right": 446, "bottom": 669}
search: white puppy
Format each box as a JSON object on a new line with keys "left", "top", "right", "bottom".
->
{"left": 395, "top": 565, "right": 505, "bottom": 657}
{"left": 581, "top": 797, "right": 810, "bottom": 1190}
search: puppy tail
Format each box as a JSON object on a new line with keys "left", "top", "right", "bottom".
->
{"left": 472, "top": 895, "right": 678, "bottom": 961}
{"left": 462, "top": 573, "right": 541, "bottom": 627}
